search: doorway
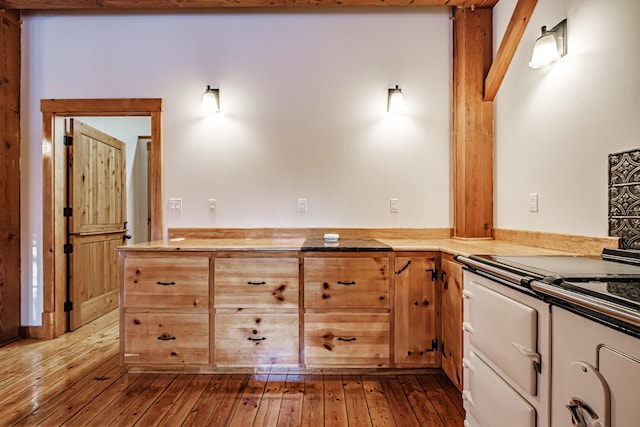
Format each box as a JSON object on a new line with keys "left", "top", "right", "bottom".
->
{"left": 41, "top": 98, "right": 164, "bottom": 339}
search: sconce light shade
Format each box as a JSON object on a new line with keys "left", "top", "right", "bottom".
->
{"left": 388, "top": 85, "right": 405, "bottom": 113}
{"left": 201, "top": 85, "right": 220, "bottom": 113}
{"left": 529, "top": 19, "right": 567, "bottom": 69}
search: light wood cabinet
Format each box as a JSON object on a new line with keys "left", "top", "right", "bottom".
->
{"left": 213, "top": 255, "right": 300, "bottom": 367}
{"left": 441, "top": 253, "right": 463, "bottom": 390}
{"left": 123, "top": 312, "right": 209, "bottom": 365}
{"left": 303, "top": 254, "right": 391, "bottom": 367}
{"left": 304, "top": 256, "right": 390, "bottom": 309}
{"left": 120, "top": 253, "right": 211, "bottom": 368}
{"left": 393, "top": 253, "right": 439, "bottom": 367}
{"left": 214, "top": 257, "right": 299, "bottom": 309}
{"left": 215, "top": 312, "right": 299, "bottom": 366}
{"left": 304, "top": 313, "right": 390, "bottom": 367}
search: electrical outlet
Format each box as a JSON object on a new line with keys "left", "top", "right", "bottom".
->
{"left": 168, "top": 198, "right": 182, "bottom": 212}
{"left": 528, "top": 193, "right": 539, "bottom": 212}
{"left": 297, "top": 198, "right": 308, "bottom": 214}
{"left": 390, "top": 198, "right": 400, "bottom": 213}
{"left": 208, "top": 199, "right": 217, "bottom": 210}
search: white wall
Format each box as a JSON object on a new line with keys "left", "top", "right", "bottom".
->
{"left": 20, "top": 9, "right": 452, "bottom": 325}
{"left": 493, "top": 0, "right": 640, "bottom": 236}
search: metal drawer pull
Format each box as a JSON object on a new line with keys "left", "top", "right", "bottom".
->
{"left": 462, "top": 321, "right": 475, "bottom": 334}
{"left": 337, "top": 337, "right": 357, "bottom": 342}
{"left": 247, "top": 281, "right": 267, "bottom": 286}
{"left": 156, "top": 281, "right": 176, "bottom": 286}
{"left": 462, "top": 290, "right": 473, "bottom": 299}
{"left": 337, "top": 281, "right": 356, "bottom": 285}
{"left": 248, "top": 337, "right": 266, "bottom": 341}
{"left": 511, "top": 342, "right": 542, "bottom": 373}
{"left": 395, "top": 260, "right": 411, "bottom": 275}
{"left": 157, "top": 334, "right": 176, "bottom": 341}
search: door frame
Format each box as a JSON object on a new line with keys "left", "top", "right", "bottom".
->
{"left": 41, "top": 98, "right": 164, "bottom": 339}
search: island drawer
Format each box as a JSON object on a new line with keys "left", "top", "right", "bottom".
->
{"left": 304, "top": 313, "right": 390, "bottom": 367}
{"left": 214, "top": 312, "right": 299, "bottom": 366}
{"left": 304, "top": 256, "right": 390, "bottom": 309}
{"left": 122, "top": 312, "right": 209, "bottom": 365}
{"left": 214, "top": 257, "right": 299, "bottom": 309}
{"left": 123, "top": 256, "right": 209, "bottom": 309}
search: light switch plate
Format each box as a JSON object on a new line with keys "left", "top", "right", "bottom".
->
{"left": 390, "top": 198, "right": 400, "bottom": 213}
{"left": 168, "top": 198, "right": 182, "bottom": 212}
{"left": 297, "top": 198, "right": 308, "bottom": 213}
{"left": 528, "top": 193, "right": 539, "bottom": 212}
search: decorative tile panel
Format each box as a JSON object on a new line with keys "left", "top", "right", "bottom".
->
{"left": 609, "top": 149, "right": 640, "bottom": 249}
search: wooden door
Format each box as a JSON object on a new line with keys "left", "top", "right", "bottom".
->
{"left": 67, "top": 119, "right": 126, "bottom": 330}
{"left": 394, "top": 255, "right": 438, "bottom": 367}
{"left": 441, "top": 254, "right": 463, "bottom": 390}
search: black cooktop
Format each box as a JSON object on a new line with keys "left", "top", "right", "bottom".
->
{"left": 301, "top": 238, "right": 392, "bottom": 252}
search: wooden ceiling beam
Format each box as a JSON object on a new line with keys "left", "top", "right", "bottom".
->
{"left": 483, "top": 0, "right": 537, "bottom": 101}
{"left": 0, "top": 0, "right": 499, "bottom": 10}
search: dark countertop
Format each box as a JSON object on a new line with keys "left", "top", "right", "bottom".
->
{"left": 301, "top": 238, "right": 393, "bottom": 252}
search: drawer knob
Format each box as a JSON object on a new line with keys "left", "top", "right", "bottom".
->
{"left": 248, "top": 337, "right": 267, "bottom": 342}
{"left": 156, "top": 281, "right": 176, "bottom": 286}
{"left": 337, "top": 281, "right": 357, "bottom": 286}
{"left": 337, "top": 337, "right": 357, "bottom": 342}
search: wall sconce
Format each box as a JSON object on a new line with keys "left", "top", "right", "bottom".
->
{"left": 529, "top": 19, "right": 567, "bottom": 69}
{"left": 201, "top": 85, "right": 220, "bottom": 113}
{"left": 387, "top": 85, "right": 405, "bottom": 113}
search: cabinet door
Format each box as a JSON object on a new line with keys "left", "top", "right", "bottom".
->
{"left": 394, "top": 255, "right": 438, "bottom": 367}
{"left": 123, "top": 256, "right": 209, "bottom": 309}
{"left": 215, "top": 313, "right": 299, "bottom": 366}
{"left": 123, "top": 312, "right": 209, "bottom": 366}
{"left": 441, "top": 255, "right": 463, "bottom": 390}
{"left": 214, "top": 257, "right": 299, "bottom": 309}
{"left": 304, "top": 313, "right": 390, "bottom": 367}
{"left": 304, "top": 256, "right": 390, "bottom": 309}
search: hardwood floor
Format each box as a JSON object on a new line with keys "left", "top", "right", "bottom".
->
{"left": 0, "top": 310, "right": 465, "bottom": 426}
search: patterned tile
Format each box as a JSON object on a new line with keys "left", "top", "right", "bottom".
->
{"left": 609, "top": 149, "right": 640, "bottom": 249}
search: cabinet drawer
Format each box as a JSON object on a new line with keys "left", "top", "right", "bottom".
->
{"left": 123, "top": 256, "right": 209, "bottom": 309}
{"left": 214, "top": 258, "right": 299, "bottom": 309}
{"left": 304, "top": 313, "right": 390, "bottom": 367}
{"left": 123, "top": 312, "right": 209, "bottom": 365}
{"left": 215, "top": 313, "right": 299, "bottom": 366}
{"left": 304, "top": 257, "right": 390, "bottom": 309}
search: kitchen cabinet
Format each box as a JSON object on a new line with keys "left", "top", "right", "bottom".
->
{"left": 214, "top": 255, "right": 299, "bottom": 367}
{"left": 303, "top": 254, "right": 391, "bottom": 367}
{"left": 441, "top": 253, "right": 463, "bottom": 390}
{"left": 393, "top": 253, "right": 439, "bottom": 367}
{"left": 120, "top": 253, "right": 211, "bottom": 367}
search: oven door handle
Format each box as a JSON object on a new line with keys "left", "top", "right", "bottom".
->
{"left": 462, "top": 321, "right": 475, "bottom": 334}
{"left": 511, "top": 342, "right": 542, "bottom": 373}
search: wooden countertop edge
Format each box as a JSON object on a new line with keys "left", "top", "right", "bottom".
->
{"left": 119, "top": 227, "right": 619, "bottom": 256}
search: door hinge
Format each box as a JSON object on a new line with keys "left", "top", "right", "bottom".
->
{"left": 64, "top": 135, "right": 73, "bottom": 146}
{"left": 425, "top": 269, "right": 438, "bottom": 281}
{"left": 426, "top": 339, "right": 438, "bottom": 352}
{"left": 63, "top": 207, "right": 73, "bottom": 217}
{"left": 64, "top": 243, "right": 73, "bottom": 254}
{"left": 64, "top": 301, "right": 73, "bottom": 312}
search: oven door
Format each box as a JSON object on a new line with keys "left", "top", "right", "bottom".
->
{"left": 464, "top": 278, "right": 540, "bottom": 395}
{"left": 463, "top": 351, "right": 536, "bottom": 427}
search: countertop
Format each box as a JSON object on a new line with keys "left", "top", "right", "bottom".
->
{"left": 118, "top": 237, "right": 578, "bottom": 257}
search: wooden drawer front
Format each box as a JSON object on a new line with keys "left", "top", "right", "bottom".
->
{"left": 214, "top": 258, "right": 299, "bottom": 309}
{"left": 123, "top": 256, "right": 209, "bottom": 309}
{"left": 123, "top": 312, "right": 209, "bottom": 365}
{"left": 215, "top": 313, "right": 299, "bottom": 366}
{"left": 304, "top": 313, "right": 390, "bottom": 367}
{"left": 304, "top": 257, "right": 390, "bottom": 309}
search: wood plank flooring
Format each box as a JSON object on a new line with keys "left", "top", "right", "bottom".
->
{"left": 0, "top": 310, "right": 465, "bottom": 426}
